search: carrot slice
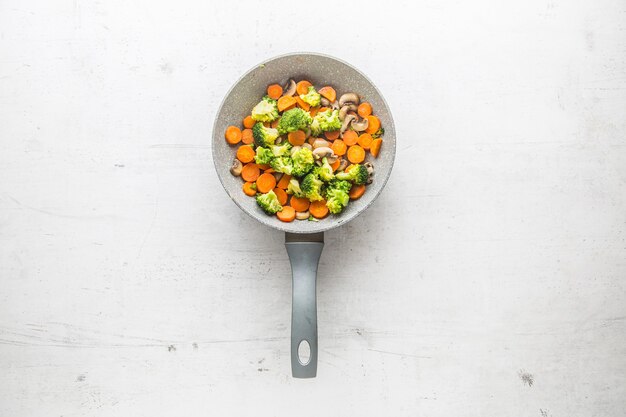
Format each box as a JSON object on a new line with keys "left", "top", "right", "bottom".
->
{"left": 277, "top": 96, "right": 297, "bottom": 112}
{"left": 243, "top": 181, "right": 257, "bottom": 196}
{"left": 342, "top": 130, "right": 358, "bottom": 146}
{"left": 309, "top": 200, "right": 329, "bottom": 219}
{"left": 273, "top": 187, "right": 288, "bottom": 205}
{"left": 225, "top": 126, "right": 242, "bottom": 145}
{"left": 317, "top": 107, "right": 329, "bottom": 113}
{"left": 264, "top": 167, "right": 275, "bottom": 173}
{"left": 270, "top": 118, "right": 280, "bottom": 128}
{"left": 277, "top": 206, "right": 296, "bottom": 222}
{"left": 296, "top": 80, "right": 312, "bottom": 95}
{"left": 330, "top": 158, "right": 341, "bottom": 172}
{"left": 241, "top": 128, "right": 254, "bottom": 144}
{"left": 236, "top": 145, "right": 255, "bottom": 163}
{"left": 365, "top": 115, "right": 381, "bottom": 134}
{"left": 290, "top": 196, "right": 310, "bottom": 212}
{"left": 267, "top": 84, "right": 283, "bottom": 100}
{"left": 307, "top": 136, "right": 317, "bottom": 146}
{"left": 349, "top": 184, "right": 365, "bottom": 200}
{"left": 347, "top": 145, "right": 365, "bottom": 164}
{"left": 309, "top": 106, "right": 320, "bottom": 117}
{"left": 243, "top": 116, "right": 255, "bottom": 129}
{"left": 324, "top": 130, "right": 340, "bottom": 141}
{"left": 331, "top": 139, "right": 347, "bottom": 156}
{"left": 256, "top": 163, "right": 270, "bottom": 171}
{"left": 318, "top": 86, "right": 336, "bottom": 103}
{"left": 241, "top": 163, "right": 260, "bottom": 182}
{"left": 357, "top": 102, "right": 372, "bottom": 118}
{"left": 276, "top": 173, "right": 291, "bottom": 189}
{"left": 295, "top": 96, "right": 311, "bottom": 111}
{"left": 357, "top": 133, "right": 373, "bottom": 150}
{"left": 288, "top": 130, "right": 306, "bottom": 146}
{"left": 256, "top": 172, "right": 277, "bottom": 193}
{"left": 370, "top": 138, "right": 382, "bottom": 157}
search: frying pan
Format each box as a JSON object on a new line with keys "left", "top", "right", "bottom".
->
{"left": 212, "top": 53, "right": 396, "bottom": 378}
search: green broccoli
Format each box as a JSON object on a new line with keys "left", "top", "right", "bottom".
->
{"left": 371, "top": 126, "right": 385, "bottom": 139}
{"left": 252, "top": 122, "right": 279, "bottom": 147}
{"left": 299, "top": 86, "right": 321, "bottom": 107}
{"left": 270, "top": 142, "right": 292, "bottom": 157}
{"left": 286, "top": 178, "right": 305, "bottom": 198}
{"left": 277, "top": 108, "right": 312, "bottom": 135}
{"left": 291, "top": 147, "right": 314, "bottom": 177}
{"left": 254, "top": 146, "right": 274, "bottom": 165}
{"left": 310, "top": 109, "right": 341, "bottom": 136}
{"left": 251, "top": 96, "right": 279, "bottom": 122}
{"left": 324, "top": 180, "right": 352, "bottom": 214}
{"left": 256, "top": 190, "right": 283, "bottom": 214}
{"left": 301, "top": 172, "right": 324, "bottom": 201}
{"left": 335, "top": 163, "right": 369, "bottom": 185}
{"left": 270, "top": 156, "right": 294, "bottom": 175}
{"left": 314, "top": 157, "right": 334, "bottom": 182}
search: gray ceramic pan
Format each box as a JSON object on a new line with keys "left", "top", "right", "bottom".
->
{"left": 212, "top": 53, "right": 395, "bottom": 378}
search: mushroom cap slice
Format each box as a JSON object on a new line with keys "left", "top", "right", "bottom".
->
{"left": 340, "top": 114, "right": 358, "bottom": 134}
{"left": 312, "top": 146, "right": 334, "bottom": 160}
{"left": 351, "top": 117, "right": 369, "bottom": 132}
{"left": 283, "top": 79, "right": 297, "bottom": 96}
{"left": 339, "top": 92, "right": 360, "bottom": 107}
{"left": 230, "top": 159, "right": 243, "bottom": 176}
{"left": 339, "top": 104, "right": 358, "bottom": 120}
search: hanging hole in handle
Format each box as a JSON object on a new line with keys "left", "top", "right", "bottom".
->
{"left": 297, "top": 340, "right": 311, "bottom": 365}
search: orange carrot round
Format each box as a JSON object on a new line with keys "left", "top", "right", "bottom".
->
{"left": 349, "top": 184, "right": 365, "bottom": 200}
{"left": 331, "top": 139, "right": 347, "bottom": 156}
{"left": 256, "top": 163, "right": 271, "bottom": 171}
{"left": 342, "top": 130, "right": 358, "bottom": 146}
{"left": 347, "top": 145, "right": 365, "bottom": 164}
{"left": 370, "top": 138, "right": 382, "bottom": 157}
{"left": 277, "top": 96, "right": 297, "bottom": 112}
{"left": 295, "top": 96, "right": 311, "bottom": 111}
{"left": 267, "top": 84, "right": 283, "bottom": 100}
{"left": 241, "top": 163, "right": 260, "bottom": 182}
{"left": 317, "top": 107, "right": 329, "bottom": 113}
{"left": 288, "top": 130, "right": 306, "bottom": 146}
{"left": 255, "top": 173, "right": 276, "bottom": 193}
{"left": 270, "top": 118, "right": 280, "bottom": 128}
{"left": 277, "top": 206, "right": 296, "bottom": 222}
{"left": 243, "top": 181, "right": 257, "bottom": 196}
{"left": 243, "top": 116, "right": 255, "bottom": 129}
{"left": 324, "top": 130, "right": 340, "bottom": 141}
{"left": 357, "top": 133, "right": 373, "bottom": 150}
{"left": 290, "top": 196, "right": 310, "bottom": 212}
{"left": 236, "top": 145, "right": 255, "bottom": 163}
{"left": 357, "top": 102, "right": 372, "bottom": 118}
{"left": 309, "top": 200, "right": 329, "bottom": 219}
{"left": 365, "top": 115, "right": 381, "bottom": 134}
{"left": 273, "top": 187, "right": 288, "bottom": 205}
{"left": 309, "top": 106, "right": 320, "bottom": 117}
{"left": 225, "top": 126, "right": 242, "bottom": 145}
{"left": 330, "top": 158, "right": 341, "bottom": 172}
{"left": 241, "top": 128, "right": 254, "bottom": 144}
{"left": 276, "top": 173, "right": 292, "bottom": 189}
{"left": 296, "top": 80, "right": 312, "bottom": 95}
{"left": 318, "top": 86, "right": 336, "bottom": 103}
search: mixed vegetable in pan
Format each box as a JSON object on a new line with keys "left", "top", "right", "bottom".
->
{"left": 224, "top": 79, "right": 384, "bottom": 222}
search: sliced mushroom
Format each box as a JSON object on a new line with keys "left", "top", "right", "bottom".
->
{"left": 320, "top": 97, "right": 331, "bottom": 107}
{"left": 339, "top": 104, "right": 358, "bottom": 120}
{"left": 283, "top": 79, "right": 296, "bottom": 96}
{"left": 339, "top": 92, "right": 359, "bottom": 107}
{"left": 296, "top": 210, "right": 310, "bottom": 220}
{"left": 312, "top": 138, "right": 330, "bottom": 149}
{"left": 290, "top": 145, "right": 301, "bottom": 157}
{"left": 326, "top": 154, "right": 339, "bottom": 164}
{"left": 273, "top": 172, "right": 283, "bottom": 182}
{"left": 364, "top": 161, "right": 374, "bottom": 174}
{"left": 351, "top": 117, "right": 369, "bottom": 132}
{"left": 337, "top": 158, "right": 348, "bottom": 172}
{"left": 302, "top": 142, "right": 313, "bottom": 151}
{"left": 312, "top": 146, "right": 334, "bottom": 160}
{"left": 340, "top": 114, "right": 358, "bottom": 134}
{"left": 366, "top": 174, "right": 373, "bottom": 185}
{"left": 275, "top": 136, "right": 284, "bottom": 144}
{"left": 230, "top": 159, "right": 243, "bottom": 176}
{"left": 331, "top": 100, "right": 340, "bottom": 110}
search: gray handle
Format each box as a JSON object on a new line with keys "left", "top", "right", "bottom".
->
{"left": 285, "top": 232, "right": 324, "bottom": 378}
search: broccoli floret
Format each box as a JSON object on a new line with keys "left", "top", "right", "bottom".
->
{"left": 299, "top": 86, "right": 321, "bottom": 107}
{"left": 277, "top": 108, "right": 312, "bottom": 135}
{"left": 310, "top": 109, "right": 341, "bottom": 136}
{"left": 286, "top": 178, "right": 305, "bottom": 198}
{"left": 335, "top": 164, "right": 369, "bottom": 185}
{"left": 314, "top": 157, "right": 334, "bottom": 182}
{"left": 251, "top": 96, "right": 279, "bottom": 122}
{"left": 270, "top": 156, "right": 294, "bottom": 175}
{"left": 371, "top": 126, "right": 385, "bottom": 138}
{"left": 291, "top": 147, "right": 315, "bottom": 177}
{"left": 256, "top": 190, "right": 283, "bottom": 214}
{"left": 254, "top": 146, "right": 274, "bottom": 165}
{"left": 301, "top": 173, "right": 324, "bottom": 202}
{"left": 270, "top": 142, "right": 292, "bottom": 157}
{"left": 324, "top": 180, "right": 352, "bottom": 214}
{"left": 252, "top": 122, "right": 279, "bottom": 147}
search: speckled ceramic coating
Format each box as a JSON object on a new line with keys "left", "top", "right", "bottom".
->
{"left": 212, "top": 53, "right": 396, "bottom": 234}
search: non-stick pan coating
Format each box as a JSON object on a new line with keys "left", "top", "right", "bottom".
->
{"left": 212, "top": 53, "right": 396, "bottom": 234}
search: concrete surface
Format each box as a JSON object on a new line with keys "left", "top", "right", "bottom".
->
{"left": 1, "top": 1, "right": 625, "bottom": 416}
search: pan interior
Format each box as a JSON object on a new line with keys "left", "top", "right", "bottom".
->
{"left": 212, "top": 53, "right": 396, "bottom": 234}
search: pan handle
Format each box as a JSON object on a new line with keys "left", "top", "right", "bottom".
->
{"left": 285, "top": 232, "right": 324, "bottom": 378}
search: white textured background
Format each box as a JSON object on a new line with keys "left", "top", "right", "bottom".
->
{"left": 1, "top": 1, "right": 625, "bottom": 416}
